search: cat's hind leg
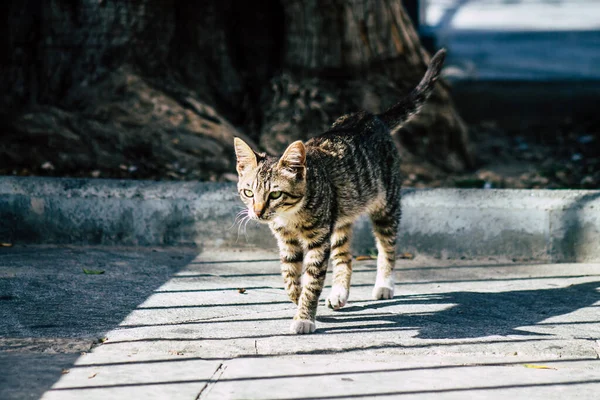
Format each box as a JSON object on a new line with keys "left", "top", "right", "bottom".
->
{"left": 326, "top": 221, "right": 353, "bottom": 310}
{"left": 370, "top": 202, "right": 400, "bottom": 300}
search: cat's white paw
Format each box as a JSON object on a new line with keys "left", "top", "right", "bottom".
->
{"left": 326, "top": 286, "right": 349, "bottom": 310}
{"left": 372, "top": 285, "right": 395, "bottom": 300}
{"left": 373, "top": 275, "right": 395, "bottom": 300}
{"left": 290, "top": 319, "right": 316, "bottom": 334}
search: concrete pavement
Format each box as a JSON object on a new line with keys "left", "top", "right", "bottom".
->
{"left": 1, "top": 246, "right": 599, "bottom": 399}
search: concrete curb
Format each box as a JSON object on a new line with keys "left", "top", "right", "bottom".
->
{"left": 1, "top": 177, "right": 599, "bottom": 261}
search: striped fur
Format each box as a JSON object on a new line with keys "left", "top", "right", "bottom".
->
{"left": 234, "top": 50, "right": 446, "bottom": 334}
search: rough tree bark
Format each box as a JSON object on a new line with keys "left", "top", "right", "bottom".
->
{"left": 0, "top": 0, "right": 473, "bottom": 180}
{"left": 262, "top": 0, "right": 473, "bottom": 171}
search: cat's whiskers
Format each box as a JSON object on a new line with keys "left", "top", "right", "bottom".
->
{"left": 228, "top": 208, "right": 249, "bottom": 231}
{"left": 235, "top": 215, "right": 248, "bottom": 243}
{"left": 242, "top": 215, "right": 254, "bottom": 242}
{"left": 235, "top": 211, "right": 257, "bottom": 243}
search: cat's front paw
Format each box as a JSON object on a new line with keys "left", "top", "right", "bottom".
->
{"left": 372, "top": 285, "right": 394, "bottom": 300}
{"left": 326, "top": 285, "right": 348, "bottom": 310}
{"left": 290, "top": 319, "right": 316, "bottom": 334}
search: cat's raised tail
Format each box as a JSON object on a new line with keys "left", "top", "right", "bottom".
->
{"left": 377, "top": 48, "right": 447, "bottom": 132}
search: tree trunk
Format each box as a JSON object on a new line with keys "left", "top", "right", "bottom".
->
{"left": 261, "top": 0, "right": 474, "bottom": 171}
{"left": 1, "top": 0, "right": 266, "bottom": 180}
{"left": 0, "top": 0, "right": 473, "bottom": 180}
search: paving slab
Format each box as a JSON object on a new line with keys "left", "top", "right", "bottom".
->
{"left": 204, "top": 356, "right": 600, "bottom": 400}
{"left": 1, "top": 246, "right": 600, "bottom": 399}
{"left": 41, "top": 353, "right": 222, "bottom": 400}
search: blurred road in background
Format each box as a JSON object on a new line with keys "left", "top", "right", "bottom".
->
{"left": 420, "top": 0, "right": 600, "bottom": 80}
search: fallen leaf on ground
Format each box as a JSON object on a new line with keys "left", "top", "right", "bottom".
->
{"left": 98, "top": 337, "right": 108, "bottom": 343}
{"left": 169, "top": 350, "right": 184, "bottom": 355}
{"left": 523, "top": 364, "right": 557, "bottom": 370}
{"left": 61, "top": 369, "right": 70, "bottom": 374}
{"left": 83, "top": 268, "right": 105, "bottom": 275}
{"left": 0, "top": 243, "right": 13, "bottom": 247}
{"left": 398, "top": 252, "right": 414, "bottom": 259}
{"left": 88, "top": 372, "right": 98, "bottom": 379}
{"left": 237, "top": 288, "right": 247, "bottom": 294}
{"left": 355, "top": 255, "right": 376, "bottom": 261}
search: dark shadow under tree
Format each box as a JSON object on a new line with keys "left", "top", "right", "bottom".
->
{"left": 0, "top": 0, "right": 474, "bottom": 180}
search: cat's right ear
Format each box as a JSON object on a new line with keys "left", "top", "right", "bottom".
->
{"left": 278, "top": 140, "right": 306, "bottom": 179}
{"left": 234, "top": 138, "right": 258, "bottom": 175}
{"left": 278, "top": 141, "right": 306, "bottom": 169}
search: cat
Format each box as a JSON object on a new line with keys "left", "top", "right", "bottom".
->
{"left": 234, "top": 49, "right": 446, "bottom": 334}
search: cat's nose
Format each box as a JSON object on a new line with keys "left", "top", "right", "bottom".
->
{"left": 253, "top": 202, "right": 265, "bottom": 218}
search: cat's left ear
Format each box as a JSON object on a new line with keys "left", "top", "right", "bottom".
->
{"left": 278, "top": 140, "right": 306, "bottom": 175}
{"left": 234, "top": 138, "right": 258, "bottom": 175}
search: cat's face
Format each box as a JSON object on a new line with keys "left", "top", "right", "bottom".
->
{"left": 234, "top": 138, "right": 306, "bottom": 223}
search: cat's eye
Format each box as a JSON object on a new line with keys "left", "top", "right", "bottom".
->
{"left": 269, "top": 191, "right": 283, "bottom": 200}
{"left": 243, "top": 189, "right": 254, "bottom": 198}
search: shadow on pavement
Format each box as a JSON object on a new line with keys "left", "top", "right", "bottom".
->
{"left": 0, "top": 246, "right": 199, "bottom": 400}
{"left": 334, "top": 281, "right": 600, "bottom": 339}
{"left": 99, "top": 280, "right": 600, "bottom": 344}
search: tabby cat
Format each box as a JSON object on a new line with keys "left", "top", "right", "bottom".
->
{"left": 234, "top": 49, "right": 446, "bottom": 334}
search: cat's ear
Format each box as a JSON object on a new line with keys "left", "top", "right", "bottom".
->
{"left": 278, "top": 140, "right": 306, "bottom": 170}
{"left": 234, "top": 138, "right": 258, "bottom": 175}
